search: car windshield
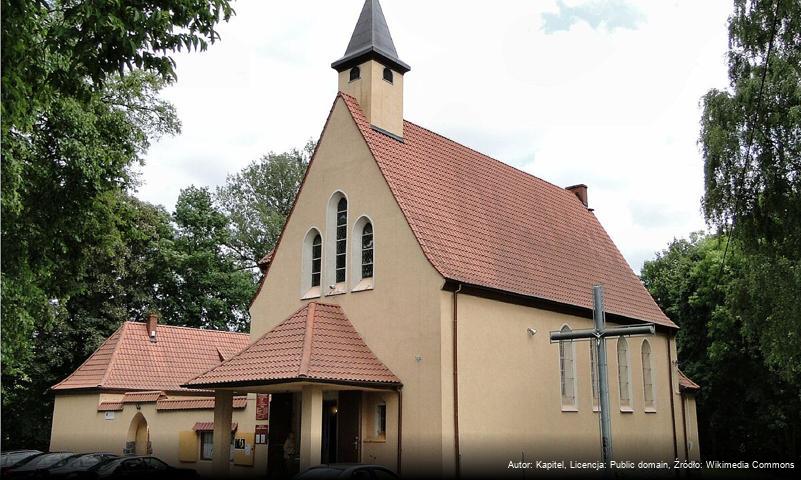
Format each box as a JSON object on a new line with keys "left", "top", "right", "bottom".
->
{"left": 94, "top": 459, "right": 123, "bottom": 475}
{"left": 21, "top": 453, "right": 74, "bottom": 469}
{"left": 0, "top": 452, "right": 39, "bottom": 467}
{"left": 56, "top": 455, "right": 106, "bottom": 470}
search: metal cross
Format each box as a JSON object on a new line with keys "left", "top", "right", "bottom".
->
{"left": 549, "top": 285, "right": 655, "bottom": 465}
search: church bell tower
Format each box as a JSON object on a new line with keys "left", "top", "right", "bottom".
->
{"left": 332, "top": 0, "right": 410, "bottom": 139}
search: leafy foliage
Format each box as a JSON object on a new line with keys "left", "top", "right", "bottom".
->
{"left": 699, "top": 0, "right": 801, "bottom": 381}
{"left": 216, "top": 141, "right": 313, "bottom": 267}
{"left": 642, "top": 233, "right": 801, "bottom": 459}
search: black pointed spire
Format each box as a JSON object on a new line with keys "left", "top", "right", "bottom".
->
{"left": 331, "top": 0, "right": 410, "bottom": 74}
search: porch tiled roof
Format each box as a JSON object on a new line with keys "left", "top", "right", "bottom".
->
{"left": 336, "top": 93, "right": 675, "bottom": 328}
{"left": 52, "top": 322, "right": 250, "bottom": 392}
{"left": 122, "top": 391, "right": 165, "bottom": 403}
{"left": 156, "top": 396, "right": 248, "bottom": 411}
{"left": 184, "top": 302, "right": 401, "bottom": 388}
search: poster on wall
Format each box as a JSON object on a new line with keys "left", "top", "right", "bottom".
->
{"left": 256, "top": 394, "right": 270, "bottom": 420}
{"left": 255, "top": 425, "right": 269, "bottom": 444}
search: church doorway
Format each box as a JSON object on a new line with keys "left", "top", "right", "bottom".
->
{"left": 336, "top": 391, "right": 362, "bottom": 463}
{"left": 126, "top": 412, "right": 149, "bottom": 456}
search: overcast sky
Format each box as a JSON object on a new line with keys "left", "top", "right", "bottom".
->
{"left": 137, "top": 0, "right": 733, "bottom": 273}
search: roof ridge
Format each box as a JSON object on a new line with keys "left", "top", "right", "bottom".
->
{"left": 298, "top": 302, "right": 317, "bottom": 377}
{"left": 124, "top": 320, "right": 249, "bottom": 336}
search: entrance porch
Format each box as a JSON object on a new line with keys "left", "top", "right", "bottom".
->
{"left": 182, "top": 302, "right": 402, "bottom": 477}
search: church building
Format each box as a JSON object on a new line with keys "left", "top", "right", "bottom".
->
{"left": 50, "top": 0, "right": 700, "bottom": 477}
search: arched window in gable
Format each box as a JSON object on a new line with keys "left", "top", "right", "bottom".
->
{"left": 559, "top": 325, "right": 577, "bottom": 409}
{"left": 352, "top": 216, "right": 374, "bottom": 291}
{"left": 301, "top": 228, "right": 323, "bottom": 298}
{"left": 311, "top": 234, "right": 322, "bottom": 287}
{"left": 335, "top": 197, "right": 348, "bottom": 283}
{"left": 617, "top": 337, "right": 632, "bottom": 410}
{"left": 642, "top": 340, "right": 655, "bottom": 411}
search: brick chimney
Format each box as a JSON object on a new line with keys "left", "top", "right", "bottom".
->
{"left": 566, "top": 184, "right": 588, "bottom": 208}
{"left": 146, "top": 312, "right": 159, "bottom": 343}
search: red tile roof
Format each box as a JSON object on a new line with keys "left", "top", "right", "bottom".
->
{"left": 185, "top": 302, "right": 401, "bottom": 388}
{"left": 97, "top": 402, "right": 124, "bottom": 412}
{"left": 338, "top": 93, "right": 675, "bottom": 328}
{"left": 52, "top": 322, "right": 250, "bottom": 392}
{"left": 678, "top": 369, "right": 700, "bottom": 391}
{"left": 156, "top": 396, "right": 248, "bottom": 411}
{"left": 122, "top": 391, "right": 165, "bottom": 403}
{"left": 193, "top": 422, "right": 238, "bottom": 432}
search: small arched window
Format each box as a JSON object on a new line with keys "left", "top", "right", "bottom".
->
{"left": 350, "top": 66, "right": 361, "bottom": 81}
{"left": 361, "top": 222, "right": 373, "bottom": 278}
{"left": 617, "top": 337, "right": 632, "bottom": 409}
{"left": 559, "top": 325, "right": 576, "bottom": 408}
{"left": 383, "top": 67, "right": 393, "bottom": 83}
{"left": 335, "top": 197, "right": 348, "bottom": 283}
{"left": 642, "top": 340, "right": 655, "bottom": 410}
{"left": 311, "top": 234, "right": 322, "bottom": 287}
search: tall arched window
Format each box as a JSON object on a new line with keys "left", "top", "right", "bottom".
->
{"left": 301, "top": 228, "right": 323, "bottom": 297}
{"left": 361, "top": 222, "right": 373, "bottom": 278}
{"left": 617, "top": 337, "right": 632, "bottom": 410}
{"left": 335, "top": 197, "right": 348, "bottom": 283}
{"left": 642, "top": 340, "right": 655, "bottom": 410}
{"left": 311, "top": 234, "right": 322, "bottom": 287}
{"left": 590, "top": 343, "right": 599, "bottom": 409}
{"left": 559, "top": 325, "right": 576, "bottom": 408}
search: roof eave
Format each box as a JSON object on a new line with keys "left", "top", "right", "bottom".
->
{"left": 182, "top": 377, "right": 402, "bottom": 391}
{"left": 331, "top": 47, "right": 411, "bottom": 74}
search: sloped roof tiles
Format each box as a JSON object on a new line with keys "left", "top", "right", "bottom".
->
{"left": 338, "top": 93, "right": 675, "bottom": 328}
{"left": 52, "top": 322, "right": 250, "bottom": 392}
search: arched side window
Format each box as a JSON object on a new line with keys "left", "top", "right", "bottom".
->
{"left": 311, "top": 234, "right": 322, "bottom": 287}
{"left": 351, "top": 216, "right": 374, "bottom": 291}
{"left": 335, "top": 198, "right": 348, "bottom": 283}
{"left": 642, "top": 340, "right": 655, "bottom": 411}
{"left": 350, "top": 66, "right": 361, "bottom": 81}
{"left": 325, "top": 192, "right": 348, "bottom": 293}
{"left": 383, "top": 67, "right": 393, "bottom": 83}
{"left": 301, "top": 228, "right": 323, "bottom": 298}
{"left": 590, "top": 342, "right": 600, "bottom": 410}
{"left": 617, "top": 337, "right": 632, "bottom": 410}
{"left": 559, "top": 325, "right": 577, "bottom": 409}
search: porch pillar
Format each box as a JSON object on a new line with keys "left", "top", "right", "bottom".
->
{"left": 299, "top": 385, "right": 323, "bottom": 470}
{"left": 212, "top": 390, "right": 234, "bottom": 476}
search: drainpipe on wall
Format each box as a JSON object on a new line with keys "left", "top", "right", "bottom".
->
{"left": 666, "top": 333, "right": 679, "bottom": 459}
{"left": 681, "top": 390, "right": 690, "bottom": 460}
{"left": 453, "top": 283, "right": 463, "bottom": 478}
{"left": 397, "top": 387, "right": 403, "bottom": 475}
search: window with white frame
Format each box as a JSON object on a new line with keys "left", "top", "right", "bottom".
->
{"left": 351, "top": 217, "right": 374, "bottom": 290}
{"left": 335, "top": 197, "right": 347, "bottom": 283}
{"left": 375, "top": 403, "right": 386, "bottom": 438}
{"left": 590, "top": 342, "right": 599, "bottom": 409}
{"left": 301, "top": 228, "right": 323, "bottom": 298}
{"left": 642, "top": 340, "right": 655, "bottom": 410}
{"left": 559, "top": 325, "right": 577, "bottom": 408}
{"left": 200, "top": 431, "right": 213, "bottom": 460}
{"left": 617, "top": 337, "right": 632, "bottom": 409}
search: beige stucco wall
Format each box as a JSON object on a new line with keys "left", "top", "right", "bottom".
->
{"left": 683, "top": 394, "right": 701, "bottom": 461}
{"left": 338, "top": 60, "right": 404, "bottom": 138}
{"left": 249, "top": 96, "right": 446, "bottom": 474}
{"left": 451, "top": 293, "right": 685, "bottom": 472}
{"left": 50, "top": 392, "right": 264, "bottom": 477}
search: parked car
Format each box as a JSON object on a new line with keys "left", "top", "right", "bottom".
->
{"left": 86, "top": 456, "right": 196, "bottom": 479}
{"left": 3, "top": 452, "right": 80, "bottom": 478}
{"left": 293, "top": 464, "right": 399, "bottom": 480}
{"left": 47, "top": 453, "right": 119, "bottom": 479}
{"left": 0, "top": 451, "right": 43, "bottom": 475}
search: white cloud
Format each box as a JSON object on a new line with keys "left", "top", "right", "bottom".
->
{"left": 138, "top": 0, "right": 732, "bottom": 273}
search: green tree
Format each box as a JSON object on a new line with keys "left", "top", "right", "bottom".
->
{"left": 642, "top": 233, "right": 801, "bottom": 459}
{"left": 216, "top": 141, "right": 313, "bottom": 267}
{"left": 699, "top": 0, "right": 801, "bottom": 381}
{"left": 159, "top": 187, "right": 256, "bottom": 332}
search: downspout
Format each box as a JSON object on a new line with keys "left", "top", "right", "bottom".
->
{"left": 666, "top": 333, "right": 678, "bottom": 459}
{"left": 397, "top": 387, "right": 403, "bottom": 475}
{"left": 453, "top": 283, "right": 463, "bottom": 478}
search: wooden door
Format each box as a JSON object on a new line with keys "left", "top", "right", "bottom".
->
{"left": 336, "top": 391, "right": 362, "bottom": 463}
